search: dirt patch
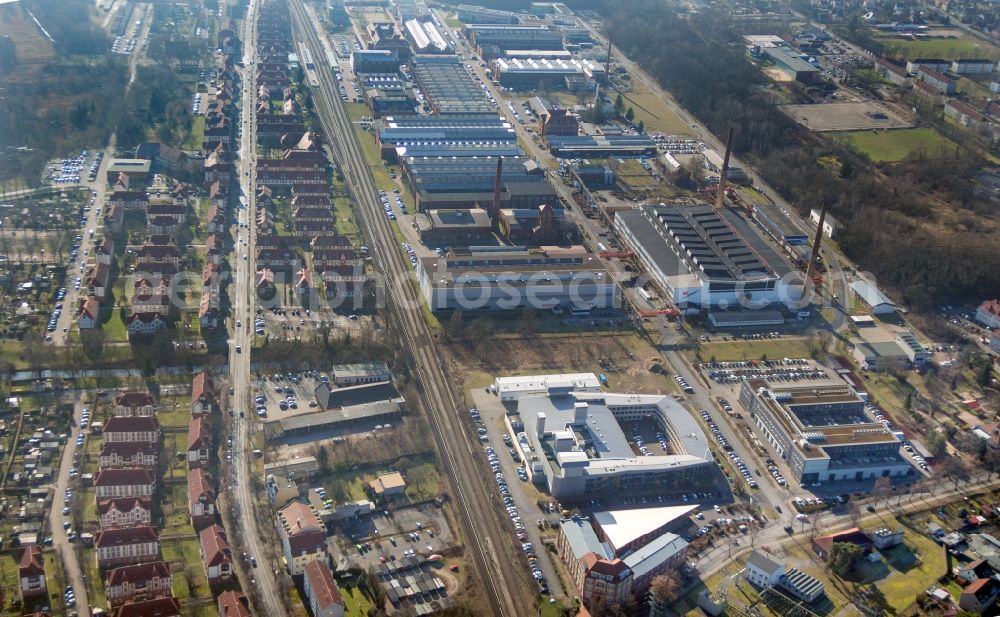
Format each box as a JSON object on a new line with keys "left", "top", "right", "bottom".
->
{"left": 781, "top": 101, "right": 912, "bottom": 132}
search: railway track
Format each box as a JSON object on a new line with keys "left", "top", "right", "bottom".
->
{"left": 289, "top": 3, "right": 536, "bottom": 615}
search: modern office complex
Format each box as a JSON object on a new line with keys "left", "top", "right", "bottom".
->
{"left": 504, "top": 378, "right": 722, "bottom": 500}
{"left": 738, "top": 379, "right": 913, "bottom": 484}
{"left": 615, "top": 204, "right": 795, "bottom": 310}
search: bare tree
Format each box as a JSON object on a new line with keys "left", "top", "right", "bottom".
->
{"left": 941, "top": 455, "right": 970, "bottom": 491}
{"left": 649, "top": 569, "right": 683, "bottom": 603}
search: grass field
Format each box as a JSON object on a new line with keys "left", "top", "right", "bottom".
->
{"left": 0, "top": 4, "right": 56, "bottom": 63}
{"left": 689, "top": 337, "right": 815, "bottom": 362}
{"left": 341, "top": 585, "right": 374, "bottom": 617}
{"left": 878, "top": 36, "right": 1000, "bottom": 61}
{"left": 837, "top": 128, "right": 957, "bottom": 163}
{"left": 618, "top": 90, "right": 694, "bottom": 136}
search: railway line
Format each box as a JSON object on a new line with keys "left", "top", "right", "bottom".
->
{"left": 289, "top": 2, "right": 535, "bottom": 615}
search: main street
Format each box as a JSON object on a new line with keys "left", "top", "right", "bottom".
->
{"left": 290, "top": 3, "right": 535, "bottom": 614}
{"left": 48, "top": 396, "right": 90, "bottom": 616}
{"left": 226, "top": 1, "right": 286, "bottom": 615}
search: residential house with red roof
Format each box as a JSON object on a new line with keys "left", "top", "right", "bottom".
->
{"left": 960, "top": 577, "right": 1000, "bottom": 613}
{"left": 277, "top": 500, "right": 328, "bottom": 575}
{"left": 95, "top": 526, "right": 161, "bottom": 569}
{"left": 145, "top": 202, "right": 186, "bottom": 225}
{"left": 191, "top": 372, "right": 217, "bottom": 415}
{"left": 94, "top": 469, "right": 156, "bottom": 499}
{"left": 104, "top": 561, "right": 173, "bottom": 607}
{"left": 126, "top": 313, "right": 168, "bottom": 338}
{"left": 218, "top": 590, "right": 253, "bottom": 617}
{"left": 86, "top": 263, "right": 111, "bottom": 298}
{"left": 18, "top": 545, "right": 46, "bottom": 600}
{"left": 98, "top": 497, "right": 152, "bottom": 529}
{"left": 110, "top": 596, "right": 181, "bottom": 617}
{"left": 187, "top": 468, "right": 217, "bottom": 529}
{"left": 187, "top": 416, "right": 211, "bottom": 469}
{"left": 99, "top": 442, "right": 157, "bottom": 469}
{"left": 112, "top": 392, "right": 157, "bottom": 417}
{"left": 79, "top": 296, "right": 100, "bottom": 330}
{"left": 303, "top": 560, "right": 345, "bottom": 617}
{"left": 103, "top": 416, "right": 161, "bottom": 443}
{"left": 199, "top": 524, "right": 234, "bottom": 583}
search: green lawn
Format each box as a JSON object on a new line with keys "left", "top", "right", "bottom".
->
{"left": 878, "top": 35, "right": 1000, "bottom": 61}
{"left": 836, "top": 128, "right": 958, "bottom": 163}
{"left": 403, "top": 462, "right": 441, "bottom": 501}
{"left": 100, "top": 305, "right": 130, "bottom": 342}
{"left": 183, "top": 115, "right": 206, "bottom": 150}
{"left": 340, "top": 585, "right": 374, "bottom": 617}
{"left": 617, "top": 90, "right": 694, "bottom": 136}
{"left": 163, "top": 537, "right": 210, "bottom": 600}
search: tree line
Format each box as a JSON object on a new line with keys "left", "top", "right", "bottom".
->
{"left": 583, "top": 0, "right": 1000, "bottom": 308}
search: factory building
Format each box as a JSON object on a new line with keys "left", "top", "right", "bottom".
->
{"left": 351, "top": 49, "right": 400, "bottom": 74}
{"left": 416, "top": 208, "right": 495, "bottom": 243}
{"left": 401, "top": 155, "right": 544, "bottom": 195}
{"left": 614, "top": 204, "right": 795, "bottom": 311}
{"left": 416, "top": 246, "right": 617, "bottom": 312}
{"left": 465, "top": 24, "right": 564, "bottom": 55}
{"left": 738, "top": 379, "right": 913, "bottom": 484}
{"left": 404, "top": 18, "right": 450, "bottom": 53}
{"left": 415, "top": 180, "right": 557, "bottom": 212}
{"left": 491, "top": 57, "right": 603, "bottom": 90}
{"left": 546, "top": 134, "right": 657, "bottom": 157}
{"left": 506, "top": 383, "right": 722, "bottom": 500}
{"left": 411, "top": 55, "right": 495, "bottom": 114}
{"left": 849, "top": 278, "right": 896, "bottom": 315}
{"left": 375, "top": 114, "right": 516, "bottom": 158}
{"left": 455, "top": 4, "right": 520, "bottom": 25}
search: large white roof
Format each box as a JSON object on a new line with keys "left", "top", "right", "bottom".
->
{"left": 494, "top": 373, "right": 600, "bottom": 394}
{"left": 593, "top": 505, "right": 697, "bottom": 550}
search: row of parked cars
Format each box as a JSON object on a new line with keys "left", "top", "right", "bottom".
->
{"left": 45, "top": 289, "right": 67, "bottom": 332}
{"left": 701, "top": 409, "right": 760, "bottom": 489}
{"left": 675, "top": 374, "right": 695, "bottom": 394}
{"left": 400, "top": 241, "right": 418, "bottom": 269}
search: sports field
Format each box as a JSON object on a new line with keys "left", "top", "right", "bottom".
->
{"left": 837, "top": 128, "right": 957, "bottom": 163}
{"left": 877, "top": 36, "right": 1000, "bottom": 61}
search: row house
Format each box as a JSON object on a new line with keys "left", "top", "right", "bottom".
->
{"left": 206, "top": 203, "right": 226, "bottom": 234}
{"left": 113, "top": 391, "right": 156, "bottom": 417}
{"left": 187, "top": 416, "right": 212, "bottom": 469}
{"left": 104, "top": 561, "right": 172, "bottom": 607}
{"left": 257, "top": 157, "right": 326, "bottom": 174}
{"left": 293, "top": 207, "right": 335, "bottom": 224}
{"left": 130, "top": 290, "right": 171, "bottom": 316}
{"left": 135, "top": 237, "right": 181, "bottom": 271}
{"left": 146, "top": 202, "right": 187, "bottom": 225}
{"left": 303, "top": 560, "right": 345, "bottom": 617}
{"left": 206, "top": 234, "right": 225, "bottom": 266}
{"left": 134, "top": 274, "right": 170, "bottom": 298}
{"left": 204, "top": 147, "right": 234, "bottom": 185}
{"left": 291, "top": 194, "right": 331, "bottom": 208}
{"left": 945, "top": 99, "right": 988, "bottom": 131}
{"left": 148, "top": 216, "right": 181, "bottom": 236}
{"left": 291, "top": 183, "right": 329, "bottom": 198}
{"left": 87, "top": 263, "right": 111, "bottom": 299}
{"left": 203, "top": 116, "right": 231, "bottom": 150}
{"left": 96, "top": 237, "right": 115, "bottom": 266}
{"left": 111, "top": 597, "right": 181, "bottom": 617}
{"left": 294, "top": 220, "right": 336, "bottom": 239}
{"left": 295, "top": 268, "right": 312, "bottom": 297}
{"left": 191, "top": 372, "right": 217, "bottom": 415}
{"left": 99, "top": 442, "right": 157, "bottom": 470}
{"left": 257, "top": 248, "right": 301, "bottom": 270}
{"left": 126, "top": 313, "right": 168, "bottom": 338}
{"left": 218, "top": 591, "right": 253, "bottom": 617}
{"left": 98, "top": 497, "right": 152, "bottom": 529}
{"left": 916, "top": 66, "right": 957, "bottom": 94}
{"left": 18, "top": 545, "right": 46, "bottom": 601}
{"left": 110, "top": 190, "right": 149, "bottom": 211}
{"left": 322, "top": 269, "right": 368, "bottom": 301}
{"left": 103, "top": 416, "right": 161, "bottom": 444}
{"left": 256, "top": 115, "right": 305, "bottom": 147}
{"left": 188, "top": 468, "right": 217, "bottom": 529}
{"left": 95, "top": 526, "right": 160, "bottom": 569}
{"left": 255, "top": 234, "right": 293, "bottom": 251}
{"left": 313, "top": 244, "right": 359, "bottom": 271}
{"left": 105, "top": 203, "right": 125, "bottom": 234}
{"left": 255, "top": 168, "right": 329, "bottom": 189}
{"left": 79, "top": 296, "right": 100, "bottom": 330}
{"left": 95, "top": 469, "right": 156, "bottom": 499}
{"left": 257, "top": 208, "right": 274, "bottom": 232}
{"left": 199, "top": 524, "right": 234, "bottom": 584}
{"left": 199, "top": 294, "right": 221, "bottom": 331}
{"left": 208, "top": 180, "right": 227, "bottom": 208}
{"left": 203, "top": 262, "right": 222, "bottom": 296}
{"left": 257, "top": 268, "right": 277, "bottom": 301}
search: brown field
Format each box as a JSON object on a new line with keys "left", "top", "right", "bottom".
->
{"left": 0, "top": 3, "right": 55, "bottom": 64}
{"left": 781, "top": 101, "right": 912, "bottom": 132}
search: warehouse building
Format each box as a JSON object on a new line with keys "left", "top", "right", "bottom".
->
{"left": 465, "top": 24, "right": 564, "bottom": 54}
{"left": 849, "top": 278, "right": 896, "bottom": 315}
{"left": 376, "top": 116, "right": 516, "bottom": 158}
{"left": 415, "top": 179, "right": 557, "bottom": 212}
{"left": 361, "top": 74, "right": 417, "bottom": 117}
{"left": 351, "top": 49, "right": 400, "bottom": 74}
{"left": 404, "top": 18, "right": 450, "bottom": 53}
{"left": 738, "top": 378, "right": 913, "bottom": 484}
{"left": 508, "top": 384, "right": 722, "bottom": 501}
{"left": 852, "top": 341, "right": 910, "bottom": 372}
{"left": 265, "top": 382, "right": 404, "bottom": 442}
{"left": 456, "top": 4, "right": 520, "bottom": 25}
{"left": 762, "top": 47, "right": 820, "bottom": 82}
{"left": 615, "top": 204, "right": 795, "bottom": 311}
{"left": 411, "top": 55, "right": 495, "bottom": 114}
{"left": 401, "top": 155, "right": 544, "bottom": 195}
{"left": 493, "top": 373, "right": 602, "bottom": 402}
{"left": 416, "top": 246, "right": 617, "bottom": 312}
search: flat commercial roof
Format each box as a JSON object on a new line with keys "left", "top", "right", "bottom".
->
{"left": 333, "top": 361, "right": 390, "bottom": 380}
{"left": 276, "top": 400, "right": 402, "bottom": 433}
{"left": 764, "top": 47, "right": 820, "bottom": 74}
{"left": 850, "top": 279, "right": 895, "bottom": 308}
{"left": 592, "top": 505, "right": 697, "bottom": 550}
{"left": 494, "top": 372, "right": 601, "bottom": 396}
{"left": 428, "top": 208, "right": 492, "bottom": 228}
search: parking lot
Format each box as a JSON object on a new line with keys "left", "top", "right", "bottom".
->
{"left": 699, "top": 357, "right": 828, "bottom": 385}
{"left": 250, "top": 370, "right": 325, "bottom": 420}
{"left": 333, "top": 503, "right": 454, "bottom": 571}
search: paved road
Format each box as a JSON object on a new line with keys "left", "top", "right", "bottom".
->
{"left": 48, "top": 396, "right": 89, "bottom": 616}
{"left": 225, "top": 2, "right": 286, "bottom": 616}
{"left": 291, "top": 4, "right": 535, "bottom": 615}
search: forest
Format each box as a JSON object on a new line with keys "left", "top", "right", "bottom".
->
{"left": 590, "top": 0, "right": 1000, "bottom": 308}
